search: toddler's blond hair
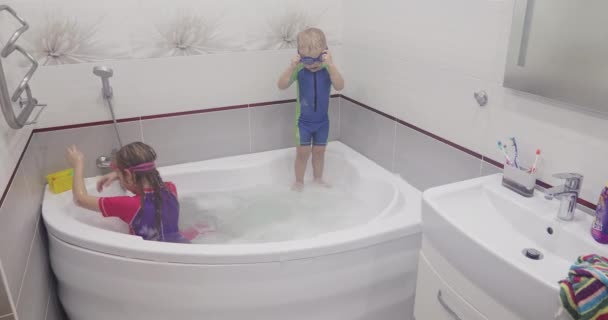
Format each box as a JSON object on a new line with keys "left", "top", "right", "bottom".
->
{"left": 297, "top": 28, "right": 327, "bottom": 54}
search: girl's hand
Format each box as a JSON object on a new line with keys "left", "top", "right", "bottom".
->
{"left": 66, "top": 145, "right": 85, "bottom": 169}
{"left": 322, "top": 50, "right": 333, "bottom": 66}
{"left": 96, "top": 171, "right": 118, "bottom": 192}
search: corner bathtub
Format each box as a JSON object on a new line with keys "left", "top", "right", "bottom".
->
{"left": 42, "top": 142, "right": 422, "bottom": 320}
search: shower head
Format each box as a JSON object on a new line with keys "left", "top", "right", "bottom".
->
{"left": 93, "top": 66, "right": 113, "bottom": 99}
{"left": 93, "top": 66, "right": 113, "bottom": 78}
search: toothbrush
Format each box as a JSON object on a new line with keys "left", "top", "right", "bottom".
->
{"left": 501, "top": 141, "right": 513, "bottom": 165}
{"left": 509, "top": 137, "right": 519, "bottom": 168}
{"left": 497, "top": 141, "right": 512, "bottom": 165}
{"left": 529, "top": 149, "right": 541, "bottom": 173}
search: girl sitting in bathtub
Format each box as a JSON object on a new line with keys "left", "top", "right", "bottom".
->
{"left": 66, "top": 142, "right": 192, "bottom": 243}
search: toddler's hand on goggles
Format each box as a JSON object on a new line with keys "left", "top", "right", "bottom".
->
{"left": 291, "top": 54, "right": 301, "bottom": 67}
{"left": 322, "top": 50, "right": 333, "bottom": 66}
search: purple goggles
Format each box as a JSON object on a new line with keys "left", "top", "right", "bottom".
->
{"left": 299, "top": 52, "right": 325, "bottom": 65}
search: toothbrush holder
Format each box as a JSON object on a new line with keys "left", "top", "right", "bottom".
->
{"left": 502, "top": 164, "right": 537, "bottom": 197}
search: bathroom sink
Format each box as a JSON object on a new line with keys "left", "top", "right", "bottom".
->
{"left": 422, "top": 174, "right": 608, "bottom": 319}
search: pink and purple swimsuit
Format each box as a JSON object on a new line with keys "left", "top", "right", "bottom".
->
{"left": 98, "top": 182, "right": 189, "bottom": 243}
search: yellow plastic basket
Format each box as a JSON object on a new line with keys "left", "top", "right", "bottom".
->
{"left": 46, "top": 168, "right": 74, "bottom": 194}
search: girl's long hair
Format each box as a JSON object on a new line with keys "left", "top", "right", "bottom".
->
{"left": 114, "top": 142, "right": 166, "bottom": 239}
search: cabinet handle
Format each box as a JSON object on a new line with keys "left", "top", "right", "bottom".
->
{"left": 437, "top": 290, "right": 463, "bottom": 320}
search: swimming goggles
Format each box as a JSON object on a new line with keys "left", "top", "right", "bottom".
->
{"left": 299, "top": 52, "right": 325, "bottom": 65}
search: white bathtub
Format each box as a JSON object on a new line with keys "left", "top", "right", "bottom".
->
{"left": 43, "top": 142, "right": 422, "bottom": 320}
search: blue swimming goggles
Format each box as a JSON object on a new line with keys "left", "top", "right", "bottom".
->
{"left": 299, "top": 51, "right": 326, "bottom": 65}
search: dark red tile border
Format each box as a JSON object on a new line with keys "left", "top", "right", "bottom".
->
{"left": 535, "top": 179, "right": 552, "bottom": 190}
{"left": 399, "top": 118, "right": 483, "bottom": 160}
{"left": 0, "top": 131, "right": 34, "bottom": 208}
{"left": 33, "top": 117, "right": 141, "bottom": 133}
{"left": 342, "top": 95, "right": 483, "bottom": 160}
{"left": 579, "top": 198, "right": 597, "bottom": 210}
{"left": 344, "top": 94, "right": 597, "bottom": 211}
{"left": 140, "top": 104, "right": 248, "bottom": 120}
{"left": 341, "top": 95, "right": 397, "bottom": 121}
{"left": 12, "top": 94, "right": 597, "bottom": 212}
{"left": 250, "top": 99, "right": 297, "bottom": 108}
{"left": 482, "top": 156, "right": 504, "bottom": 169}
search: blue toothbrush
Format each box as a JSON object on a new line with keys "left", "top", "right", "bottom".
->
{"left": 509, "top": 137, "right": 519, "bottom": 168}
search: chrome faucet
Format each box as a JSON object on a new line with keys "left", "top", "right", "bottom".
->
{"left": 544, "top": 173, "right": 583, "bottom": 221}
{"left": 96, "top": 149, "right": 117, "bottom": 169}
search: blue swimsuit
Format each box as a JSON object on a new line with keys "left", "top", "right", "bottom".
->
{"left": 291, "top": 64, "right": 332, "bottom": 146}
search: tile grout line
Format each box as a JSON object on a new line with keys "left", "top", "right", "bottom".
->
{"left": 247, "top": 104, "right": 252, "bottom": 152}
{"left": 43, "top": 285, "right": 51, "bottom": 320}
{"left": 0, "top": 131, "right": 34, "bottom": 208}
{"left": 478, "top": 156, "right": 485, "bottom": 176}
{"left": 0, "top": 260, "right": 16, "bottom": 319}
{"left": 391, "top": 121, "right": 398, "bottom": 173}
{"left": 5, "top": 94, "right": 596, "bottom": 211}
{"left": 15, "top": 207, "right": 42, "bottom": 309}
{"left": 138, "top": 116, "right": 145, "bottom": 143}
{"left": 337, "top": 95, "right": 341, "bottom": 139}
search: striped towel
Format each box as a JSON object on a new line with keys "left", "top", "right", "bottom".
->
{"left": 559, "top": 254, "right": 608, "bottom": 320}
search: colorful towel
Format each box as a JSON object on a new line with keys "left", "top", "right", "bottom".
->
{"left": 559, "top": 254, "right": 608, "bottom": 320}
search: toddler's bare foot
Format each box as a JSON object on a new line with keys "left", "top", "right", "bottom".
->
{"left": 313, "top": 179, "right": 332, "bottom": 188}
{"left": 291, "top": 182, "right": 304, "bottom": 192}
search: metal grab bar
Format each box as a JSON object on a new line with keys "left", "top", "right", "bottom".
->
{"left": 0, "top": 5, "right": 46, "bottom": 129}
{"left": 10, "top": 45, "right": 38, "bottom": 102}
{"left": 0, "top": 5, "right": 29, "bottom": 58}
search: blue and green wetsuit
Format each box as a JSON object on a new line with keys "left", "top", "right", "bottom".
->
{"left": 291, "top": 64, "right": 332, "bottom": 146}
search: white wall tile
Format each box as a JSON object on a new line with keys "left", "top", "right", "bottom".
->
{"left": 394, "top": 123, "right": 483, "bottom": 191}
{"left": 32, "top": 47, "right": 344, "bottom": 128}
{"left": 342, "top": 0, "right": 608, "bottom": 204}
{"left": 481, "top": 86, "right": 608, "bottom": 203}
{"left": 43, "top": 277, "right": 63, "bottom": 320}
{"left": 339, "top": 99, "right": 396, "bottom": 171}
{"left": 342, "top": 46, "right": 489, "bottom": 155}
{"left": 0, "top": 169, "right": 39, "bottom": 304}
{"left": 15, "top": 222, "right": 50, "bottom": 320}
{"left": 344, "top": 0, "right": 511, "bottom": 82}
{"left": 6, "top": 0, "right": 343, "bottom": 129}
{"left": 0, "top": 261, "right": 14, "bottom": 317}
{"left": 0, "top": 122, "right": 32, "bottom": 197}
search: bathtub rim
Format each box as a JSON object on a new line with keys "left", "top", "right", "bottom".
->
{"left": 42, "top": 142, "right": 422, "bottom": 264}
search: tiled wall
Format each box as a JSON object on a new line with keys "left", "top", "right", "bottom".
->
{"left": 0, "top": 0, "right": 344, "bottom": 129}
{"left": 0, "top": 135, "right": 64, "bottom": 320}
{"left": 339, "top": 98, "right": 499, "bottom": 191}
{"left": 0, "top": 120, "right": 33, "bottom": 209}
{"left": 0, "top": 262, "right": 14, "bottom": 319}
{"left": 341, "top": 0, "right": 608, "bottom": 204}
{"left": 33, "top": 97, "right": 340, "bottom": 177}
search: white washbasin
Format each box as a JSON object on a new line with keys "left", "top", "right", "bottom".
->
{"left": 422, "top": 174, "right": 607, "bottom": 319}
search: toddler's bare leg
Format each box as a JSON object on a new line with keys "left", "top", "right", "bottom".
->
{"left": 312, "top": 145, "right": 329, "bottom": 186}
{"left": 293, "top": 145, "right": 311, "bottom": 191}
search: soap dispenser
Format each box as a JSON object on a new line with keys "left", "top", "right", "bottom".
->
{"left": 591, "top": 183, "right": 608, "bottom": 244}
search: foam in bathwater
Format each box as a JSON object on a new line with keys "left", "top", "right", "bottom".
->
{"left": 178, "top": 183, "right": 378, "bottom": 244}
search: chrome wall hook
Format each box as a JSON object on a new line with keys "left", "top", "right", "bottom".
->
{"left": 474, "top": 91, "right": 488, "bottom": 107}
